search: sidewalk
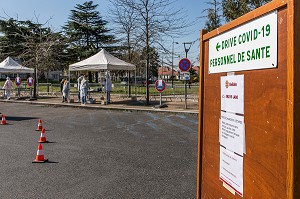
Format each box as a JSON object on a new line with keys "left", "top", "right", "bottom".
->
{"left": 0, "top": 94, "right": 199, "bottom": 114}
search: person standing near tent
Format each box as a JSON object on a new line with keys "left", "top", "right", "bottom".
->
{"left": 103, "top": 75, "right": 112, "bottom": 104}
{"left": 60, "top": 78, "right": 65, "bottom": 94}
{"left": 77, "top": 74, "right": 83, "bottom": 103}
{"left": 80, "top": 75, "right": 88, "bottom": 105}
{"left": 3, "top": 77, "right": 13, "bottom": 100}
{"left": 62, "top": 79, "right": 70, "bottom": 103}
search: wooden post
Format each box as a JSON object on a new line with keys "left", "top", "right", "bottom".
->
{"left": 197, "top": 29, "right": 207, "bottom": 199}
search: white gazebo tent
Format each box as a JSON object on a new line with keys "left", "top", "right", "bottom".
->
{"left": 69, "top": 49, "right": 136, "bottom": 71}
{"left": 69, "top": 49, "right": 136, "bottom": 102}
{"left": 0, "top": 57, "right": 34, "bottom": 74}
{"left": 0, "top": 57, "right": 34, "bottom": 97}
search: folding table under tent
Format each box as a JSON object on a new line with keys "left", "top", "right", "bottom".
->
{"left": 0, "top": 57, "right": 34, "bottom": 74}
{"left": 69, "top": 49, "right": 136, "bottom": 103}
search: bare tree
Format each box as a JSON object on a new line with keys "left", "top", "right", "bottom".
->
{"left": 109, "top": 0, "right": 139, "bottom": 62}
{"left": 111, "top": 0, "right": 187, "bottom": 105}
{"left": 24, "top": 28, "right": 66, "bottom": 97}
{"left": 109, "top": 0, "right": 143, "bottom": 96}
{"left": 0, "top": 15, "right": 67, "bottom": 98}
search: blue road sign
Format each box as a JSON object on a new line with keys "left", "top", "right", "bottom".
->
{"left": 179, "top": 58, "right": 191, "bottom": 72}
{"left": 155, "top": 80, "right": 166, "bottom": 92}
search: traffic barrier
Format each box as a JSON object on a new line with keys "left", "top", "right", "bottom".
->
{"left": 32, "top": 143, "right": 48, "bottom": 163}
{"left": 36, "top": 119, "right": 43, "bottom": 131}
{"left": 38, "top": 128, "right": 48, "bottom": 143}
{"left": 1, "top": 114, "right": 7, "bottom": 125}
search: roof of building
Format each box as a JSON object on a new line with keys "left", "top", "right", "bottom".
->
{"left": 158, "top": 66, "right": 179, "bottom": 76}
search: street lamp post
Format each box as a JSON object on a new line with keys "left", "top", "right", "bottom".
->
{"left": 183, "top": 42, "right": 193, "bottom": 58}
{"left": 183, "top": 42, "right": 193, "bottom": 109}
{"left": 172, "top": 40, "right": 179, "bottom": 89}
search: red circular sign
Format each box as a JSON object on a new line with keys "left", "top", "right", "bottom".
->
{"left": 27, "top": 77, "right": 34, "bottom": 87}
{"left": 155, "top": 80, "right": 166, "bottom": 92}
{"left": 179, "top": 58, "right": 191, "bottom": 72}
{"left": 15, "top": 77, "right": 22, "bottom": 86}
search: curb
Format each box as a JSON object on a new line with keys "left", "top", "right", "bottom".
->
{"left": 0, "top": 99, "right": 198, "bottom": 115}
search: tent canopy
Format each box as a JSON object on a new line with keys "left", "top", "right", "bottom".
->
{"left": 69, "top": 49, "right": 136, "bottom": 71}
{"left": 0, "top": 57, "right": 34, "bottom": 74}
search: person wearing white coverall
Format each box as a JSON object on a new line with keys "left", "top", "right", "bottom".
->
{"left": 103, "top": 76, "right": 112, "bottom": 104}
{"left": 3, "top": 77, "right": 13, "bottom": 100}
{"left": 80, "top": 75, "right": 88, "bottom": 105}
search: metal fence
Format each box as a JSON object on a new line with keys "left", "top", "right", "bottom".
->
{"left": 1, "top": 82, "right": 199, "bottom": 102}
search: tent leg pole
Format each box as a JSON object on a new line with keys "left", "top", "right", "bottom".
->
{"left": 128, "top": 70, "right": 131, "bottom": 98}
{"left": 135, "top": 70, "right": 137, "bottom": 97}
{"left": 68, "top": 70, "right": 70, "bottom": 102}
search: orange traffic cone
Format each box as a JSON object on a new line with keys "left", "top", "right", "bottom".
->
{"left": 36, "top": 119, "right": 43, "bottom": 131}
{"left": 1, "top": 114, "right": 7, "bottom": 125}
{"left": 32, "top": 143, "right": 48, "bottom": 163}
{"left": 38, "top": 128, "right": 48, "bottom": 143}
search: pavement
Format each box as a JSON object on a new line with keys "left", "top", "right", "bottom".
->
{"left": 0, "top": 103, "right": 198, "bottom": 198}
{"left": 0, "top": 93, "right": 199, "bottom": 114}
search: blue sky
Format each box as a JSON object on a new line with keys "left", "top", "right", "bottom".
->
{"left": 0, "top": 0, "right": 210, "bottom": 66}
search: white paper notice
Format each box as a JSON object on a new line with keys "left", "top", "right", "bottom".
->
{"left": 220, "top": 111, "right": 245, "bottom": 155}
{"left": 220, "top": 146, "right": 244, "bottom": 197}
{"left": 221, "top": 75, "right": 244, "bottom": 114}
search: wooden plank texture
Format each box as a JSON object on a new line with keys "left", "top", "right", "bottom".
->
{"left": 197, "top": 29, "right": 207, "bottom": 199}
{"left": 286, "top": 1, "right": 294, "bottom": 198}
{"left": 288, "top": 0, "right": 300, "bottom": 198}
{"left": 199, "top": 5, "right": 289, "bottom": 199}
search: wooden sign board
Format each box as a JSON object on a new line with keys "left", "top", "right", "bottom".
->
{"left": 198, "top": 0, "right": 300, "bottom": 198}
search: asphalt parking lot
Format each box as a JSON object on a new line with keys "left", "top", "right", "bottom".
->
{"left": 0, "top": 102, "right": 198, "bottom": 199}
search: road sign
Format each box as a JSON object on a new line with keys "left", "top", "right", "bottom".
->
{"left": 209, "top": 11, "right": 278, "bottom": 74}
{"left": 15, "top": 77, "right": 21, "bottom": 86}
{"left": 179, "top": 58, "right": 191, "bottom": 72}
{"left": 155, "top": 80, "right": 166, "bottom": 92}
{"left": 180, "top": 72, "right": 190, "bottom": 80}
{"left": 27, "top": 77, "right": 34, "bottom": 87}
